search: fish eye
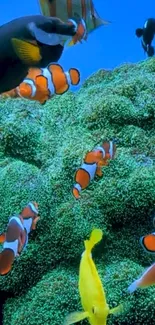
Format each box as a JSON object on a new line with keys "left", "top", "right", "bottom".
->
{"left": 92, "top": 307, "right": 95, "bottom": 314}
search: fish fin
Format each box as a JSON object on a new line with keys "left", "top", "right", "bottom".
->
{"left": 0, "top": 249, "right": 14, "bottom": 275}
{"left": 99, "top": 18, "right": 111, "bottom": 25}
{"left": 109, "top": 304, "right": 123, "bottom": 314}
{"left": 11, "top": 38, "right": 42, "bottom": 65}
{"left": 28, "top": 22, "right": 60, "bottom": 46}
{"left": 63, "top": 311, "right": 89, "bottom": 325}
{"left": 48, "top": 63, "right": 64, "bottom": 74}
{"left": 67, "top": 39, "right": 75, "bottom": 47}
{"left": 72, "top": 187, "right": 80, "bottom": 199}
{"left": 84, "top": 229, "right": 103, "bottom": 253}
{"left": 31, "top": 217, "right": 40, "bottom": 230}
{"left": 96, "top": 167, "right": 103, "bottom": 177}
{"left": 135, "top": 28, "right": 143, "bottom": 37}
{"left": 69, "top": 68, "right": 80, "bottom": 85}
{"left": 127, "top": 280, "right": 139, "bottom": 293}
{"left": 0, "top": 233, "right": 6, "bottom": 243}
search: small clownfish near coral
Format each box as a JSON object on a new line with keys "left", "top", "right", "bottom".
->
{"left": 72, "top": 140, "right": 116, "bottom": 199}
{"left": 2, "top": 63, "right": 80, "bottom": 105}
{"left": 127, "top": 232, "right": 155, "bottom": 293}
{"left": 63, "top": 229, "right": 123, "bottom": 325}
{"left": 0, "top": 202, "right": 40, "bottom": 275}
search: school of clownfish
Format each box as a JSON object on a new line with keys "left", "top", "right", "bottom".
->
{"left": 0, "top": 0, "right": 155, "bottom": 324}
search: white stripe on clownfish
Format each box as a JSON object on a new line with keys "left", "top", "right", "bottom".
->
{"left": 3, "top": 216, "right": 25, "bottom": 257}
{"left": 74, "top": 183, "right": 82, "bottom": 193}
{"left": 65, "top": 71, "right": 71, "bottom": 86}
{"left": 94, "top": 146, "right": 106, "bottom": 158}
{"left": 109, "top": 141, "right": 114, "bottom": 158}
{"left": 81, "top": 163, "right": 97, "bottom": 181}
{"left": 41, "top": 67, "right": 55, "bottom": 95}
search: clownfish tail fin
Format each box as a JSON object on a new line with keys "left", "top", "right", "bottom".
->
{"left": 0, "top": 233, "right": 6, "bottom": 243}
{"left": 84, "top": 229, "right": 103, "bottom": 253}
{"left": 69, "top": 68, "right": 80, "bottom": 86}
{"left": 72, "top": 183, "right": 82, "bottom": 199}
{"left": 0, "top": 249, "right": 14, "bottom": 275}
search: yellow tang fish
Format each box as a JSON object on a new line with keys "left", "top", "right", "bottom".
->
{"left": 63, "top": 229, "right": 123, "bottom": 325}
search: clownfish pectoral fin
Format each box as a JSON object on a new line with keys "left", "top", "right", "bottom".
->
{"left": 0, "top": 233, "right": 6, "bottom": 243}
{"left": 96, "top": 167, "right": 103, "bottom": 177}
{"left": 84, "top": 229, "right": 103, "bottom": 253}
{"left": 63, "top": 311, "right": 89, "bottom": 325}
{"left": 69, "top": 68, "right": 80, "bottom": 86}
{"left": 11, "top": 38, "right": 42, "bottom": 65}
{"left": 31, "top": 216, "right": 40, "bottom": 230}
{"left": 109, "top": 304, "right": 123, "bottom": 315}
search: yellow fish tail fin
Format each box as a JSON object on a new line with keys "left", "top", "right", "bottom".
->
{"left": 109, "top": 304, "right": 123, "bottom": 315}
{"left": 11, "top": 38, "right": 42, "bottom": 65}
{"left": 63, "top": 311, "right": 89, "bottom": 325}
{"left": 84, "top": 228, "right": 103, "bottom": 253}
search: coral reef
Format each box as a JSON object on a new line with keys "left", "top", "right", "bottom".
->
{"left": 0, "top": 57, "right": 155, "bottom": 324}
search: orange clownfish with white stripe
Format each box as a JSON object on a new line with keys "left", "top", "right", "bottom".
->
{"left": 72, "top": 140, "right": 117, "bottom": 199}
{"left": 0, "top": 202, "right": 39, "bottom": 275}
{"left": 128, "top": 230, "right": 155, "bottom": 293}
{"left": 2, "top": 63, "right": 80, "bottom": 104}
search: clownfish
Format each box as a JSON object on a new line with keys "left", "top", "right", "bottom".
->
{"left": 127, "top": 231, "right": 155, "bottom": 293}
{"left": 0, "top": 14, "right": 86, "bottom": 94}
{"left": 0, "top": 202, "right": 40, "bottom": 275}
{"left": 72, "top": 140, "right": 116, "bottom": 199}
{"left": 63, "top": 229, "right": 123, "bottom": 325}
{"left": 2, "top": 63, "right": 80, "bottom": 104}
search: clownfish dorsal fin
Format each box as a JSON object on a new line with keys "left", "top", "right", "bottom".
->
{"left": 48, "top": 63, "right": 64, "bottom": 74}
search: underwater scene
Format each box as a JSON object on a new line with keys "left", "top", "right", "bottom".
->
{"left": 0, "top": 0, "right": 155, "bottom": 324}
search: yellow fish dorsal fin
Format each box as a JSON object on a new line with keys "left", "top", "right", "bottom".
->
{"left": 84, "top": 229, "right": 103, "bottom": 253}
{"left": 11, "top": 38, "right": 42, "bottom": 65}
{"left": 63, "top": 311, "right": 89, "bottom": 325}
{"left": 109, "top": 304, "right": 123, "bottom": 315}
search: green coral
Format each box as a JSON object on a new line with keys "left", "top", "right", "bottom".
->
{"left": 0, "top": 57, "right": 155, "bottom": 324}
{"left": 3, "top": 260, "right": 155, "bottom": 325}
